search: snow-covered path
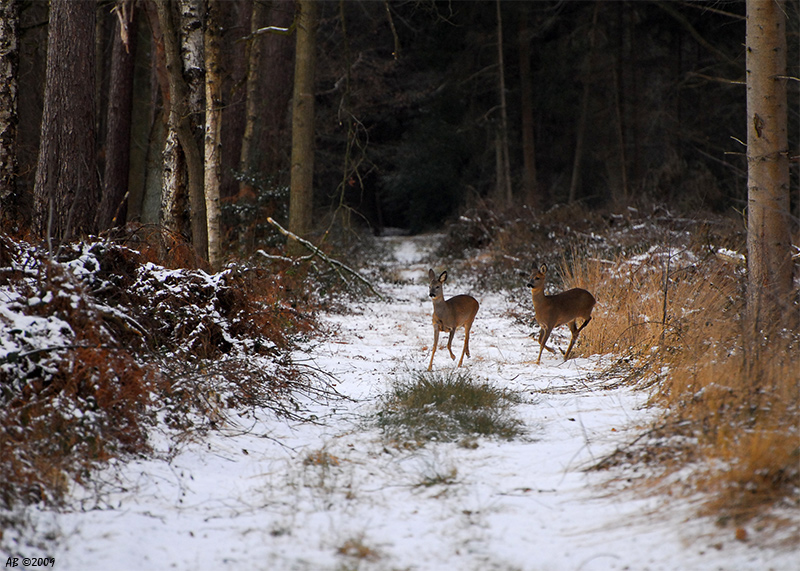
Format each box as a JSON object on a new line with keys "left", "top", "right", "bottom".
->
{"left": 8, "top": 236, "right": 795, "bottom": 570}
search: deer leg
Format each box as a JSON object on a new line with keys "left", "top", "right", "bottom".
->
{"left": 428, "top": 326, "right": 440, "bottom": 371}
{"left": 447, "top": 328, "right": 456, "bottom": 360}
{"left": 458, "top": 324, "right": 472, "bottom": 367}
{"left": 536, "top": 326, "right": 552, "bottom": 364}
{"left": 563, "top": 321, "right": 580, "bottom": 361}
{"left": 576, "top": 316, "right": 592, "bottom": 333}
{"left": 538, "top": 328, "right": 557, "bottom": 355}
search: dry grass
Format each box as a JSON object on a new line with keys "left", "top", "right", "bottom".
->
{"left": 439, "top": 203, "right": 797, "bottom": 522}
{"left": 336, "top": 535, "right": 381, "bottom": 562}
{"left": 564, "top": 240, "right": 799, "bottom": 522}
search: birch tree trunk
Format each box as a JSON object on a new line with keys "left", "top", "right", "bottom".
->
{"left": 32, "top": 0, "right": 98, "bottom": 244}
{"left": 204, "top": 0, "right": 222, "bottom": 270}
{"left": 0, "top": 0, "right": 19, "bottom": 227}
{"left": 745, "top": 0, "right": 793, "bottom": 330}
{"left": 179, "top": 0, "right": 204, "bottom": 128}
{"left": 154, "top": 0, "right": 207, "bottom": 259}
{"left": 288, "top": 0, "right": 317, "bottom": 256}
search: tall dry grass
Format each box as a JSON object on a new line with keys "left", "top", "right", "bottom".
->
{"left": 563, "top": 244, "right": 799, "bottom": 521}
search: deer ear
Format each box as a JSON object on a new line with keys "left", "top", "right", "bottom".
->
{"left": 540, "top": 264, "right": 547, "bottom": 273}
{"left": 439, "top": 271, "right": 448, "bottom": 283}
{"left": 428, "top": 269, "right": 436, "bottom": 281}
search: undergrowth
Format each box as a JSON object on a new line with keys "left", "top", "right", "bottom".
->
{"left": 563, "top": 232, "right": 799, "bottom": 523}
{"left": 376, "top": 371, "right": 524, "bottom": 448}
{"left": 0, "top": 227, "right": 330, "bottom": 511}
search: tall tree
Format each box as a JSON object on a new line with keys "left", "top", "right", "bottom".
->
{"left": 288, "top": 0, "right": 317, "bottom": 255}
{"left": 204, "top": 0, "right": 222, "bottom": 270}
{"left": 98, "top": 0, "right": 138, "bottom": 231}
{"left": 179, "top": 0, "right": 204, "bottom": 132}
{"left": 238, "top": 0, "right": 295, "bottom": 183}
{"left": 32, "top": 0, "right": 98, "bottom": 244}
{"left": 260, "top": 0, "right": 298, "bottom": 176}
{"left": 745, "top": 0, "right": 793, "bottom": 329}
{"left": 0, "top": 0, "right": 19, "bottom": 229}
{"left": 154, "top": 0, "right": 207, "bottom": 259}
{"left": 517, "top": 2, "right": 539, "bottom": 209}
{"left": 568, "top": 2, "right": 600, "bottom": 204}
{"left": 494, "top": 0, "right": 511, "bottom": 208}
{"left": 238, "top": 0, "right": 267, "bottom": 190}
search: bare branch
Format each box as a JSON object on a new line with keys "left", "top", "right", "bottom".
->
{"left": 265, "top": 217, "right": 385, "bottom": 300}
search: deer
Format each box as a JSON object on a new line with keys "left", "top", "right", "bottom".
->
{"left": 526, "top": 263, "right": 596, "bottom": 365}
{"left": 427, "top": 269, "right": 480, "bottom": 371}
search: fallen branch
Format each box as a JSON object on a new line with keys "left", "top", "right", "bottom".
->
{"left": 264, "top": 217, "right": 384, "bottom": 300}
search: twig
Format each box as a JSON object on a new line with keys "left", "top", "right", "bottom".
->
{"left": 265, "top": 217, "right": 384, "bottom": 300}
{"left": 1, "top": 344, "right": 113, "bottom": 364}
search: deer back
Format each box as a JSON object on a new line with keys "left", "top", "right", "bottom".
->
{"left": 527, "top": 264, "right": 595, "bottom": 328}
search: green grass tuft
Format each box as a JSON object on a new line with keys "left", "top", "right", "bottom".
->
{"left": 376, "top": 371, "right": 525, "bottom": 447}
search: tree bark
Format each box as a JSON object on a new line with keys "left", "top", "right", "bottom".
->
{"left": 179, "top": 0, "right": 205, "bottom": 123}
{"left": 204, "top": 0, "right": 222, "bottom": 270}
{"left": 98, "top": 0, "right": 138, "bottom": 231}
{"left": 238, "top": 0, "right": 267, "bottom": 187}
{"left": 745, "top": 0, "right": 793, "bottom": 329}
{"left": 518, "top": 2, "right": 539, "bottom": 209}
{"left": 253, "top": 0, "right": 295, "bottom": 177}
{"left": 568, "top": 2, "right": 600, "bottom": 204}
{"left": 154, "top": 0, "right": 207, "bottom": 258}
{"left": 288, "top": 0, "right": 317, "bottom": 255}
{"left": 32, "top": 0, "right": 98, "bottom": 245}
{"left": 0, "top": 0, "right": 20, "bottom": 228}
{"left": 494, "top": 0, "right": 512, "bottom": 208}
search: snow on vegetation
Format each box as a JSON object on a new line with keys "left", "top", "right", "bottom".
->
{"left": 0, "top": 230, "right": 328, "bottom": 519}
{"left": 1, "top": 210, "right": 798, "bottom": 570}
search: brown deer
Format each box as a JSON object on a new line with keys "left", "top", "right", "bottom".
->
{"left": 526, "top": 264, "right": 595, "bottom": 365}
{"left": 427, "top": 269, "right": 479, "bottom": 371}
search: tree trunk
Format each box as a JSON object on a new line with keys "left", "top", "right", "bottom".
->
{"left": 204, "top": 0, "right": 222, "bottom": 270}
{"left": 288, "top": 0, "right": 317, "bottom": 255}
{"left": 179, "top": 0, "right": 204, "bottom": 124}
{"left": 612, "top": 64, "right": 628, "bottom": 204}
{"left": 32, "top": 0, "right": 98, "bottom": 245}
{"left": 0, "top": 0, "right": 20, "bottom": 228}
{"left": 568, "top": 2, "right": 600, "bottom": 204}
{"left": 253, "top": 0, "right": 295, "bottom": 178}
{"left": 517, "top": 2, "right": 539, "bottom": 209}
{"left": 494, "top": 0, "right": 512, "bottom": 208}
{"left": 98, "top": 0, "right": 138, "bottom": 231}
{"left": 217, "top": 0, "right": 251, "bottom": 201}
{"left": 126, "top": 5, "right": 156, "bottom": 223}
{"left": 238, "top": 0, "right": 267, "bottom": 187}
{"left": 745, "top": 0, "right": 793, "bottom": 330}
{"left": 154, "top": 0, "right": 207, "bottom": 258}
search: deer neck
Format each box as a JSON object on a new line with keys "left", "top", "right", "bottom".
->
{"left": 530, "top": 288, "right": 548, "bottom": 309}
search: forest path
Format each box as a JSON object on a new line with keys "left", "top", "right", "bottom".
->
{"left": 45, "top": 234, "right": 790, "bottom": 571}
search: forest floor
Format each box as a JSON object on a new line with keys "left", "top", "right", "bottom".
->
{"left": 3, "top": 234, "right": 798, "bottom": 571}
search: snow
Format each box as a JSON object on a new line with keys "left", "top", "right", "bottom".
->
{"left": 3, "top": 235, "right": 797, "bottom": 571}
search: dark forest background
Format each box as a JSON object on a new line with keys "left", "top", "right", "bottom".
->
{"left": 7, "top": 0, "right": 800, "bottom": 244}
